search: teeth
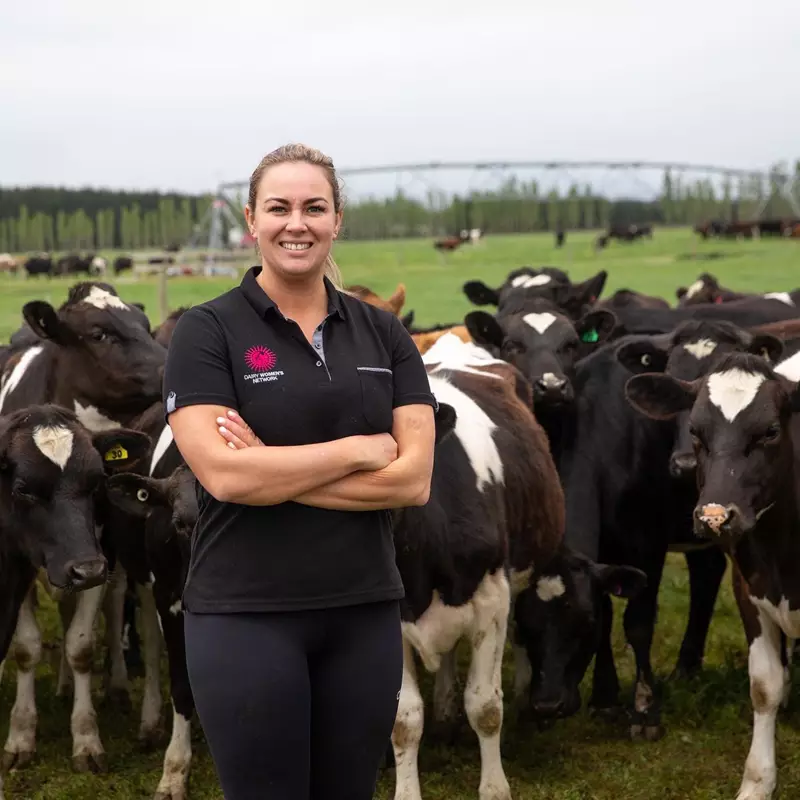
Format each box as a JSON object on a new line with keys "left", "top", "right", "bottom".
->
{"left": 281, "top": 242, "right": 312, "bottom": 251}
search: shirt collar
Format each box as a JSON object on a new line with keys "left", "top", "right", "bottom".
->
{"left": 240, "top": 266, "right": 347, "bottom": 321}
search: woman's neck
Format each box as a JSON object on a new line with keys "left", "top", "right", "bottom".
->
{"left": 256, "top": 265, "right": 329, "bottom": 321}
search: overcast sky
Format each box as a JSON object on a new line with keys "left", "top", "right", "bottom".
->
{"left": 2, "top": 0, "right": 798, "bottom": 196}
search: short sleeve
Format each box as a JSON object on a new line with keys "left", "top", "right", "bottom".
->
{"left": 389, "top": 315, "right": 438, "bottom": 411}
{"left": 162, "top": 306, "right": 239, "bottom": 418}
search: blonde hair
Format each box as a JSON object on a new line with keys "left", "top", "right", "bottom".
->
{"left": 248, "top": 143, "right": 344, "bottom": 289}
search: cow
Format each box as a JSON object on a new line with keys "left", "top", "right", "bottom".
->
{"left": 463, "top": 267, "right": 607, "bottom": 323}
{"left": 603, "top": 224, "right": 652, "bottom": 243}
{"left": 383, "top": 341, "right": 566, "bottom": 800}
{"left": 596, "top": 288, "right": 670, "bottom": 311}
{"left": 0, "top": 254, "right": 18, "bottom": 274}
{"left": 694, "top": 220, "right": 727, "bottom": 239}
{"left": 433, "top": 236, "right": 464, "bottom": 252}
{"left": 344, "top": 283, "right": 406, "bottom": 317}
{"left": 55, "top": 253, "right": 108, "bottom": 277}
{"left": 0, "top": 284, "right": 166, "bottom": 775}
{"left": 153, "top": 307, "right": 190, "bottom": 350}
{"left": 676, "top": 273, "right": 800, "bottom": 308}
{"left": 555, "top": 230, "right": 565, "bottom": 248}
{"left": 114, "top": 256, "right": 134, "bottom": 276}
{"left": 623, "top": 349, "right": 800, "bottom": 800}
{"left": 23, "top": 255, "right": 53, "bottom": 278}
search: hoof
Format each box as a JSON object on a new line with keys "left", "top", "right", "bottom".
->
{"left": 72, "top": 751, "right": 107, "bottom": 774}
{"left": 2, "top": 749, "right": 34, "bottom": 773}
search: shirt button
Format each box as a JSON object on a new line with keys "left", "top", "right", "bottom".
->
{"left": 316, "top": 361, "right": 322, "bottom": 367}
{"left": 314, "top": 342, "right": 321, "bottom": 349}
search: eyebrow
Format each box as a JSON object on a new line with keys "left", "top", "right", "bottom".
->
{"left": 263, "top": 196, "right": 329, "bottom": 204}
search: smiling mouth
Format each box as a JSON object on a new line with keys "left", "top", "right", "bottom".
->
{"left": 280, "top": 242, "right": 312, "bottom": 251}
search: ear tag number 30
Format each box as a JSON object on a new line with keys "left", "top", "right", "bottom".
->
{"left": 104, "top": 444, "right": 129, "bottom": 462}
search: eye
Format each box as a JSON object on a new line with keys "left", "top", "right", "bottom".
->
{"left": 137, "top": 488, "right": 150, "bottom": 502}
{"left": 12, "top": 485, "right": 38, "bottom": 505}
{"left": 761, "top": 424, "right": 781, "bottom": 443}
{"left": 307, "top": 205, "right": 326, "bottom": 213}
{"left": 640, "top": 354, "right": 652, "bottom": 367}
{"left": 90, "top": 329, "right": 108, "bottom": 342}
{"left": 267, "top": 205, "right": 287, "bottom": 214}
{"left": 502, "top": 341, "right": 521, "bottom": 355}
{"left": 689, "top": 426, "right": 705, "bottom": 449}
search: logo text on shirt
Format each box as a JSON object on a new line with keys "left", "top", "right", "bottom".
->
{"left": 244, "top": 345, "right": 285, "bottom": 384}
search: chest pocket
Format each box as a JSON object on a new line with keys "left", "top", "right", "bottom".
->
{"left": 358, "top": 366, "right": 394, "bottom": 432}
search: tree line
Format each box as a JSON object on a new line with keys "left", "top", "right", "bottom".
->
{"left": 1, "top": 161, "right": 798, "bottom": 253}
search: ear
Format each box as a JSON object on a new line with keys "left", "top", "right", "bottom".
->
{"left": 132, "top": 302, "right": 146, "bottom": 313}
{"left": 590, "top": 563, "right": 648, "bottom": 598}
{"left": 387, "top": 284, "right": 406, "bottom": 316}
{"left": 748, "top": 334, "right": 784, "bottom": 364}
{"left": 434, "top": 402, "right": 457, "bottom": 443}
{"left": 400, "top": 310, "right": 415, "bottom": 330}
{"left": 464, "top": 311, "right": 505, "bottom": 350}
{"left": 23, "top": 301, "right": 76, "bottom": 345}
{"left": 92, "top": 430, "right": 152, "bottom": 473}
{"left": 463, "top": 281, "right": 499, "bottom": 307}
{"left": 105, "top": 473, "right": 168, "bottom": 517}
{"left": 574, "top": 270, "right": 608, "bottom": 305}
{"left": 575, "top": 309, "right": 617, "bottom": 348}
{"left": 616, "top": 339, "right": 669, "bottom": 374}
{"left": 676, "top": 287, "right": 688, "bottom": 300}
{"left": 625, "top": 374, "right": 698, "bottom": 420}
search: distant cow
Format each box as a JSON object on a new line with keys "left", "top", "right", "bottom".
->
{"left": 433, "top": 236, "right": 464, "bottom": 252}
{"left": 114, "top": 256, "right": 134, "bottom": 275}
{"left": 677, "top": 272, "right": 800, "bottom": 308}
{"left": 23, "top": 254, "right": 53, "bottom": 277}
{"left": 0, "top": 254, "right": 18, "bottom": 273}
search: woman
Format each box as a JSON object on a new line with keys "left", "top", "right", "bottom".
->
{"left": 163, "top": 143, "right": 438, "bottom": 800}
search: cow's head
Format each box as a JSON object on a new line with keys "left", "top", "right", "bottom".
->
{"left": 0, "top": 405, "right": 149, "bottom": 590}
{"left": 23, "top": 284, "right": 166, "bottom": 412}
{"left": 625, "top": 352, "right": 798, "bottom": 547}
{"left": 618, "top": 322, "right": 783, "bottom": 480}
{"left": 676, "top": 273, "right": 723, "bottom": 306}
{"left": 345, "top": 283, "right": 406, "bottom": 316}
{"left": 514, "top": 548, "right": 647, "bottom": 720}
{"left": 462, "top": 267, "right": 572, "bottom": 309}
{"left": 465, "top": 302, "right": 616, "bottom": 408}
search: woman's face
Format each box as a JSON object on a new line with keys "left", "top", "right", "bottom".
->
{"left": 245, "top": 162, "right": 342, "bottom": 282}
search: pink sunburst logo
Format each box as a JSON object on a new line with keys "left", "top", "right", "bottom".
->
{"left": 245, "top": 345, "right": 277, "bottom": 372}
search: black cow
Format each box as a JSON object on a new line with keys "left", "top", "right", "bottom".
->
{"left": 23, "top": 255, "right": 53, "bottom": 277}
{"left": 676, "top": 272, "right": 800, "bottom": 309}
{"left": 624, "top": 349, "right": 800, "bottom": 799}
{"left": 113, "top": 256, "right": 134, "bottom": 275}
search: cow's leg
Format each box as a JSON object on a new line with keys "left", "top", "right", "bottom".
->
{"left": 56, "top": 593, "right": 77, "bottom": 697}
{"left": 623, "top": 551, "right": 666, "bottom": 741}
{"left": 103, "top": 566, "right": 131, "bottom": 710}
{"left": 138, "top": 583, "right": 163, "bottom": 746}
{"left": 464, "top": 570, "right": 511, "bottom": 800}
{"left": 154, "top": 600, "right": 193, "bottom": 800}
{"left": 431, "top": 649, "right": 459, "bottom": 742}
{"left": 673, "top": 546, "right": 726, "bottom": 679}
{"left": 67, "top": 584, "right": 107, "bottom": 773}
{"left": 3, "top": 587, "right": 40, "bottom": 770}
{"left": 589, "top": 593, "right": 620, "bottom": 713}
{"left": 391, "top": 639, "right": 424, "bottom": 800}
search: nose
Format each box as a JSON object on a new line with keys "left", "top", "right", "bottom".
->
{"left": 694, "top": 503, "right": 738, "bottom": 536}
{"left": 65, "top": 558, "right": 108, "bottom": 590}
{"left": 531, "top": 697, "right": 565, "bottom": 719}
{"left": 535, "top": 373, "right": 569, "bottom": 394}
{"left": 669, "top": 452, "right": 697, "bottom": 478}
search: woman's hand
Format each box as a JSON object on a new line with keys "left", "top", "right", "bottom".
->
{"left": 216, "top": 410, "right": 397, "bottom": 471}
{"left": 217, "top": 410, "right": 264, "bottom": 450}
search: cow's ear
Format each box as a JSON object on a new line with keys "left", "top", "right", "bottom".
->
{"left": 575, "top": 309, "right": 617, "bottom": 349}
{"left": 591, "top": 563, "right": 648, "bottom": 598}
{"left": 748, "top": 334, "right": 784, "bottom": 364}
{"left": 22, "top": 301, "right": 78, "bottom": 345}
{"left": 625, "top": 374, "right": 698, "bottom": 420}
{"left": 676, "top": 287, "right": 688, "bottom": 300}
{"left": 106, "top": 473, "right": 168, "bottom": 517}
{"left": 463, "top": 281, "right": 499, "bottom": 307}
{"left": 400, "top": 310, "right": 415, "bottom": 330}
{"left": 464, "top": 311, "right": 505, "bottom": 351}
{"left": 92, "top": 430, "right": 151, "bottom": 473}
{"left": 433, "top": 402, "right": 457, "bottom": 443}
{"left": 616, "top": 339, "right": 669, "bottom": 375}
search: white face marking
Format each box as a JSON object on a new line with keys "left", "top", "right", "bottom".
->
{"left": 428, "top": 375, "right": 504, "bottom": 491}
{"left": 169, "top": 600, "right": 182, "bottom": 616}
{"left": 535, "top": 575, "right": 566, "bottom": 602}
{"left": 511, "top": 273, "right": 552, "bottom": 289}
{"left": 540, "top": 372, "right": 565, "bottom": 388}
{"left": 683, "top": 338, "right": 718, "bottom": 359}
{"left": 764, "top": 291, "right": 794, "bottom": 306}
{"left": 685, "top": 279, "right": 705, "bottom": 299}
{"left": 775, "top": 350, "right": 800, "bottom": 382}
{"left": 523, "top": 312, "right": 557, "bottom": 334}
{"left": 73, "top": 401, "right": 122, "bottom": 432}
{"left": 422, "top": 333, "right": 505, "bottom": 379}
{"left": 707, "top": 368, "right": 765, "bottom": 422}
{"left": 0, "top": 345, "right": 44, "bottom": 414}
{"left": 149, "top": 425, "right": 175, "bottom": 477}
{"left": 32, "top": 425, "right": 74, "bottom": 470}
{"left": 81, "top": 286, "right": 128, "bottom": 311}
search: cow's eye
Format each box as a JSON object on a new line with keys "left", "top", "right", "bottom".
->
{"left": 762, "top": 424, "right": 781, "bottom": 443}
{"left": 641, "top": 353, "right": 651, "bottom": 366}
{"left": 90, "top": 329, "right": 108, "bottom": 342}
{"left": 689, "top": 426, "right": 705, "bottom": 449}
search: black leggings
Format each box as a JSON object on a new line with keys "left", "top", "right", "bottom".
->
{"left": 184, "top": 600, "right": 402, "bottom": 800}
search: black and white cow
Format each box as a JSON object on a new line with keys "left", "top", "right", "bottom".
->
{"left": 676, "top": 272, "right": 800, "bottom": 309}
{"left": 624, "top": 348, "right": 800, "bottom": 800}
{"left": 0, "top": 406, "right": 149, "bottom": 792}
{"left": 0, "top": 284, "right": 166, "bottom": 774}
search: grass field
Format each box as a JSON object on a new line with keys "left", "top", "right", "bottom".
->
{"left": 2, "top": 227, "right": 800, "bottom": 799}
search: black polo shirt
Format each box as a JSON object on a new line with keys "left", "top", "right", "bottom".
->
{"left": 163, "top": 266, "right": 437, "bottom": 613}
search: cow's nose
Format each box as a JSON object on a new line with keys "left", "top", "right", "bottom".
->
{"left": 532, "top": 697, "right": 565, "bottom": 718}
{"left": 694, "top": 503, "right": 737, "bottom": 535}
{"left": 536, "top": 373, "right": 568, "bottom": 393}
{"left": 669, "top": 452, "right": 697, "bottom": 478}
{"left": 66, "top": 558, "right": 108, "bottom": 590}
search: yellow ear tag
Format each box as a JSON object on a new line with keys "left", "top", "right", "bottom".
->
{"left": 104, "top": 444, "right": 129, "bottom": 462}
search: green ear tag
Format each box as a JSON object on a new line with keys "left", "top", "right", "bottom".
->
{"left": 581, "top": 328, "right": 599, "bottom": 343}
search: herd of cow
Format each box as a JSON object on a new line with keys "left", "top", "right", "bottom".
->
{"left": 2, "top": 267, "right": 800, "bottom": 800}
{"left": 0, "top": 253, "right": 141, "bottom": 278}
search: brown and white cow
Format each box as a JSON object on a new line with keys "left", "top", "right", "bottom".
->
{"left": 625, "top": 349, "right": 800, "bottom": 800}
{"left": 0, "top": 283, "right": 166, "bottom": 775}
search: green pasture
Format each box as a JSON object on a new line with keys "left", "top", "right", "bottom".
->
{"left": 2, "top": 227, "right": 800, "bottom": 799}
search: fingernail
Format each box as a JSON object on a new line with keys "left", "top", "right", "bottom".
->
{"left": 227, "top": 441, "right": 236, "bottom": 450}
{"left": 227, "top": 410, "right": 238, "bottom": 419}
{"left": 216, "top": 417, "right": 225, "bottom": 425}
{"left": 219, "top": 426, "right": 227, "bottom": 435}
